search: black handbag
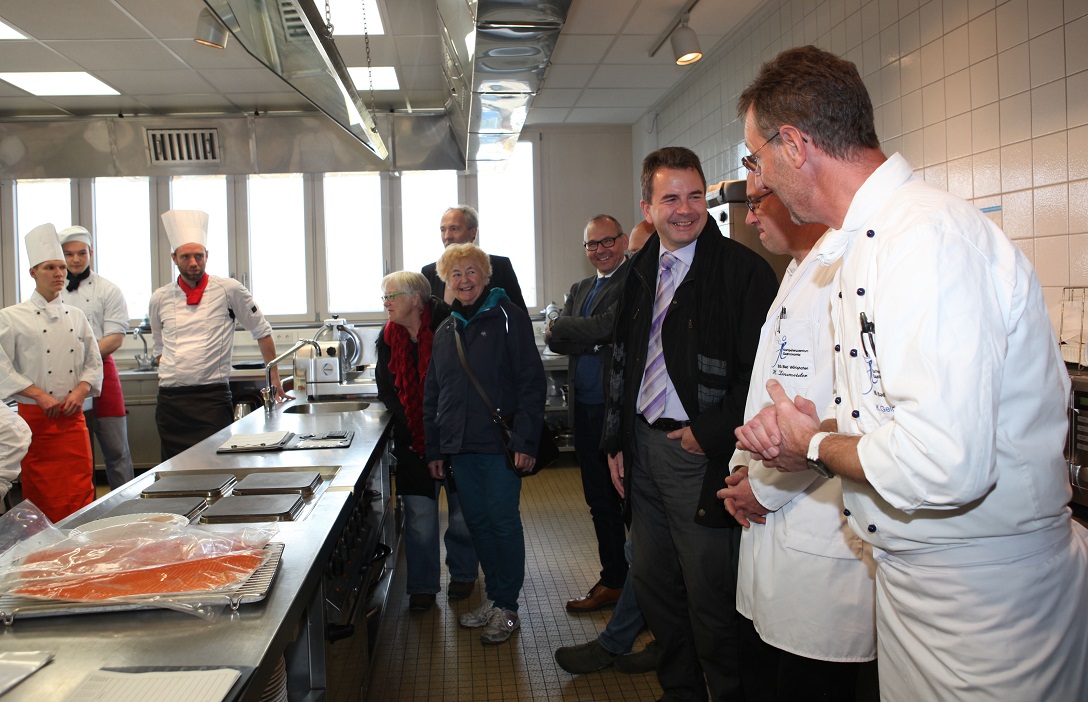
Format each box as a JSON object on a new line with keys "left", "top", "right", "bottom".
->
{"left": 453, "top": 330, "right": 559, "bottom": 477}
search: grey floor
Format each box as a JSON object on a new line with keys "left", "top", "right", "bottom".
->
{"left": 330, "top": 458, "right": 662, "bottom": 702}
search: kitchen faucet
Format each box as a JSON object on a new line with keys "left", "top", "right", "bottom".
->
{"left": 263, "top": 339, "right": 320, "bottom": 413}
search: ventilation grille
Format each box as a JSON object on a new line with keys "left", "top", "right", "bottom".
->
{"left": 279, "top": 1, "right": 310, "bottom": 41}
{"left": 146, "top": 128, "right": 221, "bottom": 164}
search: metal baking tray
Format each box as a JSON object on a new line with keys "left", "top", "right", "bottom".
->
{"left": 231, "top": 471, "right": 321, "bottom": 497}
{"left": 0, "top": 542, "right": 284, "bottom": 624}
{"left": 198, "top": 495, "right": 304, "bottom": 524}
{"left": 95, "top": 497, "right": 207, "bottom": 521}
{"left": 141, "top": 473, "right": 237, "bottom": 499}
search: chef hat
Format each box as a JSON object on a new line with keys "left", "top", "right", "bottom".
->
{"left": 161, "top": 210, "right": 209, "bottom": 251}
{"left": 24, "top": 223, "right": 64, "bottom": 267}
{"left": 59, "top": 225, "right": 92, "bottom": 247}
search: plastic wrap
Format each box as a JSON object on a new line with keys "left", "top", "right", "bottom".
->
{"left": 0, "top": 502, "right": 276, "bottom": 620}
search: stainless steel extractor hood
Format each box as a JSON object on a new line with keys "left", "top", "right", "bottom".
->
{"left": 439, "top": 0, "right": 571, "bottom": 170}
{"left": 204, "top": 0, "right": 388, "bottom": 160}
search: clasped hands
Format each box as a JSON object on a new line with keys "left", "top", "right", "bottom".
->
{"left": 734, "top": 379, "right": 821, "bottom": 473}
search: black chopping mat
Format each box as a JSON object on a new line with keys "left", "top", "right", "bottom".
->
{"left": 231, "top": 471, "right": 322, "bottom": 496}
{"left": 141, "top": 473, "right": 237, "bottom": 498}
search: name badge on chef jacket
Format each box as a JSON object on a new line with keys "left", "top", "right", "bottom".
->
{"left": 770, "top": 319, "right": 815, "bottom": 382}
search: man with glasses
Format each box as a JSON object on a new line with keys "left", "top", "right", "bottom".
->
{"left": 150, "top": 210, "right": 286, "bottom": 460}
{"left": 422, "top": 205, "right": 527, "bottom": 312}
{"left": 735, "top": 46, "right": 1088, "bottom": 700}
{"left": 547, "top": 215, "right": 629, "bottom": 617}
{"left": 59, "top": 226, "right": 134, "bottom": 491}
{"left": 718, "top": 173, "right": 875, "bottom": 699}
{"left": 602, "top": 147, "right": 777, "bottom": 701}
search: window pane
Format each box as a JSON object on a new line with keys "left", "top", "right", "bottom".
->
{"left": 170, "top": 175, "right": 230, "bottom": 278}
{"left": 14, "top": 178, "right": 72, "bottom": 301}
{"left": 399, "top": 170, "right": 457, "bottom": 276}
{"left": 324, "top": 172, "right": 383, "bottom": 313}
{"left": 478, "top": 141, "right": 536, "bottom": 308}
{"left": 248, "top": 174, "right": 306, "bottom": 315}
{"left": 94, "top": 177, "right": 150, "bottom": 322}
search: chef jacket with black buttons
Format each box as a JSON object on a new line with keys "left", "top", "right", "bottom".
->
{"left": 0, "top": 290, "right": 103, "bottom": 404}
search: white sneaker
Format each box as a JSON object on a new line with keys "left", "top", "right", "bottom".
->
{"left": 459, "top": 600, "right": 498, "bottom": 628}
{"left": 480, "top": 608, "right": 520, "bottom": 644}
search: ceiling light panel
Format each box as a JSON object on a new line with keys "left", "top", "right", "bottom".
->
{"left": 0, "top": 19, "right": 26, "bottom": 40}
{"left": 347, "top": 66, "right": 399, "bottom": 90}
{"left": 0, "top": 72, "right": 118, "bottom": 96}
{"left": 328, "top": 0, "right": 384, "bottom": 36}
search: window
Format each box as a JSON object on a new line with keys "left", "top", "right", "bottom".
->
{"left": 14, "top": 178, "right": 72, "bottom": 301}
{"left": 324, "top": 172, "right": 384, "bottom": 312}
{"left": 170, "top": 175, "right": 230, "bottom": 279}
{"left": 93, "top": 177, "right": 151, "bottom": 322}
{"left": 399, "top": 170, "right": 457, "bottom": 276}
{"left": 248, "top": 174, "right": 306, "bottom": 315}
{"left": 478, "top": 140, "right": 537, "bottom": 308}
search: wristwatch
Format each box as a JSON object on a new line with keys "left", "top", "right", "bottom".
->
{"left": 807, "top": 432, "right": 833, "bottom": 478}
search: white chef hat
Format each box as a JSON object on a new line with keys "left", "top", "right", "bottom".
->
{"left": 24, "top": 223, "right": 64, "bottom": 267}
{"left": 161, "top": 210, "right": 209, "bottom": 251}
{"left": 59, "top": 225, "right": 92, "bottom": 247}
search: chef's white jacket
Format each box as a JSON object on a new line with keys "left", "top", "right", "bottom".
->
{"left": 0, "top": 406, "right": 31, "bottom": 492}
{"left": 149, "top": 275, "right": 272, "bottom": 388}
{"left": 817, "top": 153, "right": 1087, "bottom": 699}
{"left": 61, "top": 270, "right": 130, "bottom": 340}
{"left": 732, "top": 242, "right": 875, "bottom": 662}
{"left": 0, "top": 291, "right": 103, "bottom": 404}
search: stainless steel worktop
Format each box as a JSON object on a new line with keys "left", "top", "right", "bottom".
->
{"left": 0, "top": 398, "right": 392, "bottom": 702}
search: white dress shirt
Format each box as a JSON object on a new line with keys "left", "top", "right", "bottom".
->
{"left": 0, "top": 291, "right": 103, "bottom": 403}
{"left": 150, "top": 275, "right": 272, "bottom": 387}
{"left": 61, "top": 270, "right": 130, "bottom": 339}
{"left": 636, "top": 238, "right": 695, "bottom": 421}
{"left": 732, "top": 241, "right": 875, "bottom": 662}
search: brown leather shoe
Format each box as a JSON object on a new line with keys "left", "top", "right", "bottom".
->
{"left": 565, "top": 582, "right": 622, "bottom": 612}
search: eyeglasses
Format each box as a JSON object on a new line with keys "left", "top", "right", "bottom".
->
{"left": 741, "top": 131, "right": 780, "bottom": 174}
{"left": 380, "top": 292, "right": 407, "bottom": 302}
{"left": 584, "top": 234, "right": 624, "bottom": 252}
{"left": 745, "top": 190, "right": 775, "bottom": 213}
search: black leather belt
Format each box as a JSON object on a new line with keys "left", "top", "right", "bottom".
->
{"left": 638, "top": 415, "right": 690, "bottom": 432}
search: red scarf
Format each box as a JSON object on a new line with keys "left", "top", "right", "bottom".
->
{"left": 384, "top": 305, "right": 433, "bottom": 455}
{"left": 177, "top": 273, "right": 209, "bottom": 305}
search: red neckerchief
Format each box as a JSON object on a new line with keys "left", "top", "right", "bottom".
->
{"left": 177, "top": 273, "right": 209, "bottom": 305}
{"left": 384, "top": 305, "right": 433, "bottom": 455}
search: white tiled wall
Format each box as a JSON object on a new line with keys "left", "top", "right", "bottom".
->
{"left": 639, "top": 0, "right": 1088, "bottom": 332}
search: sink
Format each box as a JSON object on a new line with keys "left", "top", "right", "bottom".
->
{"left": 284, "top": 401, "right": 370, "bottom": 414}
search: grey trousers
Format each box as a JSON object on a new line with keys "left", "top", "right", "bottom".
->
{"left": 88, "top": 413, "right": 134, "bottom": 490}
{"left": 630, "top": 418, "right": 742, "bottom": 702}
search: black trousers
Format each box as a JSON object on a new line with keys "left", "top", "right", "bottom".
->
{"left": 738, "top": 616, "right": 862, "bottom": 702}
{"left": 573, "top": 400, "right": 628, "bottom": 588}
{"left": 156, "top": 384, "right": 233, "bottom": 460}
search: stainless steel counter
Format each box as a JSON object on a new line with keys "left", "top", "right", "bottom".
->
{"left": 0, "top": 398, "right": 392, "bottom": 702}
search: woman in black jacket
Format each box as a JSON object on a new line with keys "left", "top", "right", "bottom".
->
{"left": 375, "top": 271, "right": 478, "bottom": 613}
{"left": 423, "top": 244, "right": 546, "bottom": 645}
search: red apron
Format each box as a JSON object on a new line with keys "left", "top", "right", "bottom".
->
{"left": 93, "top": 355, "right": 126, "bottom": 417}
{"left": 17, "top": 403, "right": 95, "bottom": 523}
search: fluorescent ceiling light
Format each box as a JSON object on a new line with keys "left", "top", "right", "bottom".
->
{"left": 0, "top": 72, "right": 119, "bottom": 96}
{"left": 347, "top": 66, "right": 399, "bottom": 91}
{"left": 0, "top": 19, "right": 26, "bottom": 40}
{"left": 328, "top": 0, "right": 384, "bottom": 36}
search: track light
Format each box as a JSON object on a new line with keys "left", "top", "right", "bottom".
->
{"left": 671, "top": 14, "right": 702, "bottom": 66}
{"left": 195, "top": 8, "right": 229, "bottom": 49}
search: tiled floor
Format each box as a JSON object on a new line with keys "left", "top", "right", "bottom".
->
{"left": 345, "top": 459, "right": 663, "bottom": 702}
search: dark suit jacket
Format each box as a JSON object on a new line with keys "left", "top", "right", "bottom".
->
{"left": 422, "top": 254, "right": 527, "bottom": 312}
{"left": 547, "top": 260, "right": 628, "bottom": 408}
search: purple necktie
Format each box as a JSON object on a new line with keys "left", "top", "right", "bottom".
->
{"left": 639, "top": 251, "right": 677, "bottom": 423}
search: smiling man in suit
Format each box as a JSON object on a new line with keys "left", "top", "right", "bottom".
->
{"left": 547, "top": 214, "right": 630, "bottom": 612}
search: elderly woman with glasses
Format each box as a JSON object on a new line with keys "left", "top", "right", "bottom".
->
{"left": 375, "top": 271, "right": 479, "bottom": 613}
{"left": 423, "top": 243, "right": 546, "bottom": 645}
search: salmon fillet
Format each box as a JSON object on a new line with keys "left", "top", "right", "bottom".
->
{"left": 11, "top": 550, "right": 267, "bottom": 601}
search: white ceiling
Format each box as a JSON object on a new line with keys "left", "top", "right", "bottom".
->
{"left": 0, "top": 0, "right": 765, "bottom": 127}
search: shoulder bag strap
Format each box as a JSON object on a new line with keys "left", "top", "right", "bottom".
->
{"left": 453, "top": 328, "right": 502, "bottom": 422}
